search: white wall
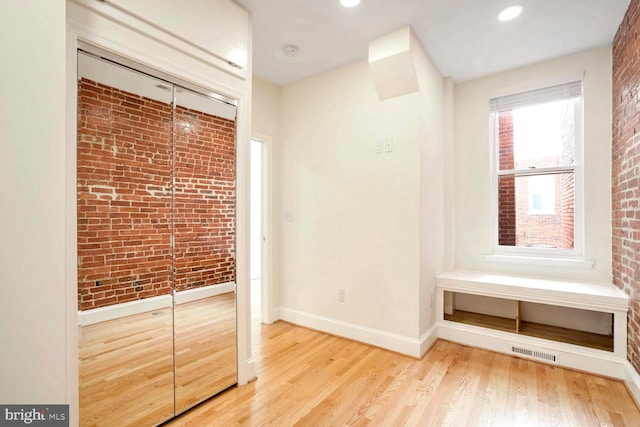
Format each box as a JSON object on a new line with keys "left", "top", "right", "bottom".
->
{"left": 413, "top": 33, "right": 447, "bottom": 336}
{"left": 251, "top": 76, "right": 281, "bottom": 310}
{"left": 252, "top": 76, "right": 281, "bottom": 138}
{"left": 279, "top": 60, "right": 420, "bottom": 338}
{"left": 453, "top": 47, "right": 613, "bottom": 282}
{"left": 277, "top": 36, "right": 445, "bottom": 347}
{"left": 0, "top": 0, "right": 68, "bottom": 403}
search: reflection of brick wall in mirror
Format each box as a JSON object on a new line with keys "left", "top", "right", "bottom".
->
{"left": 173, "top": 104, "right": 236, "bottom": 294}
{"left": 77, "top": 78, "right": 236, "bottom": 310}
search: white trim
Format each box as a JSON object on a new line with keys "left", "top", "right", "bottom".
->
{"left": 437, "top": 270, "right": 628, "bottom": 359}
{"left": 279, "top": 307, "right": 436, "bottom": 358}
{"left": 484, "top": 254, "right": 594, "bottom": 269}
{"left": 419, "top": 324, "right": 439, "bottom": 357}
{"left": 625, "top": 362, "right": 640, "bottom": 408}
{"left": 437, "top": 320, "right": 627, "bottom": 379}
{"left": 78, "top": 294, "right": 172, "bottom": 326}
{"left": 65, "top": 23, "right": 80, "bottom": 426}
{"left": 272, "top": 307, "right": 282, "bottom": 323}
{"left": 174, "top": 282, "right": 235, "bottom": 305}
{"left": 250, "top": 134, "right": 274, "bottom": 325}
{"left": 68, "top": 0, "right": 247, "bottom": 81}
{"left": 237, "top": 358, "right": 256, "bottom": 385}
{"left": 260, "top": 136, "right": 274, "bottom": 324}
{"left": 438, "top": 270, "right": 628, "bottom": 311}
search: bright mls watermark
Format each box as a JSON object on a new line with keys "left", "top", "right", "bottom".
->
{"left": 0, "top": 405, "right": 68, "bottom": 426}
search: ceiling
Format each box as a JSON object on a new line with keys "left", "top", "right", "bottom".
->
{"left": 234, "top": 0, "right": 630, "bottom": 87}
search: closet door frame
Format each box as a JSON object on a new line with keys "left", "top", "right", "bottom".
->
{"left": 65, "top": 3, "right": 253, "bottom": 424}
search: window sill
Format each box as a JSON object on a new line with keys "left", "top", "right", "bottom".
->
{"left": 484, "top": 253, "right": 595, "bottom": 269}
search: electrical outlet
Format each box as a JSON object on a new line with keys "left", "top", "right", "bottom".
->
{"left": 337, "top": 289, "right": 345, "bottom": 302}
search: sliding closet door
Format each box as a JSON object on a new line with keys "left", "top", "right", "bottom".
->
{"left": 77, "top": 52, "right": 175, "bottom": 426}
{"left": 173, "top": 88, "right": 238, "bottom": 413}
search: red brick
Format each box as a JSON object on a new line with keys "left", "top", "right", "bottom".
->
{"left": 613, "top": 0, "right": 640, "bottom": 374}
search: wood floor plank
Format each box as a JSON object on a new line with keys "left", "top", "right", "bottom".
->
{"left": 166, "top": 321, "right": 640, "bottom": 427}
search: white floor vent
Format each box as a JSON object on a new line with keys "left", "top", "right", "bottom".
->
{"left": 511, "top": 345, "right": 558, "bottom": 363}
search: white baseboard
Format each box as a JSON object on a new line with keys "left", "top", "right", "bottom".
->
{"left": 420, "top": 324, "right": 438, "bottom": 357}
{"left": 174, "top": 282, "right": 235, "bottom": 305}
{"left": 78, "top": 294, "right": 172, "bottom": 326}
{"left": 269, "top": 307, "right": 282, "bottom": 324}
{"left": 278, "top": 307, "right": 436, "bottom": 358}
{"left": 237, "top": 358, "right": 256, "bottom": 385}
{"left": 625, "top": 362, "right": 640, "bottom": 407}
{"left": 438, "top": 320, "right": 628, "bottom": 379}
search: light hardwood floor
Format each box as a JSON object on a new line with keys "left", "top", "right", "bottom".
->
{"left": 167, "top": 321, "right": 640, "bottom": 427}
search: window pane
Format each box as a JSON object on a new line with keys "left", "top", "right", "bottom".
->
{"left": 498, "top": 99, "right": 576, "bottom": 171}
{"left": 528, "top": 175, "right": 555, "bottom": 215}
{"left": 498, "top": 173, "right": 574, "bottom": 249}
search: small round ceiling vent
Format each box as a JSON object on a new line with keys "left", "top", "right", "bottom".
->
{"left": 283, "top": 44, "right": 300, "bottom": 57}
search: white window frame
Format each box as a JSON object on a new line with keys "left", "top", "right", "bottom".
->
{"left": 488, "top": 81, "right": 585, "bottom": 260}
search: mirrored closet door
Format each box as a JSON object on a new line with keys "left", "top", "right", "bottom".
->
{"left": 173, "top": 87, "right": 238, "bottom": 413}
{"left": 76, "top": 50, "right": 238, "bottom": 427}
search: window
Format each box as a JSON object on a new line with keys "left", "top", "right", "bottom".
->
{"left": 528, "top": 175, "right": 555, "bottom": 215}
{"left": 491, "top": 81, "right": 581, "bottom": 254}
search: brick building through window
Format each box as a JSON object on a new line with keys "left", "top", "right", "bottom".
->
{"left": 493, "top": 85, "right": 579, "bottom": 251}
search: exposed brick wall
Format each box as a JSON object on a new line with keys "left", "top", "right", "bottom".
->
{"left": 77, "top": 78, "right": 236, "bottom": 310}
{"left": 612, "top": 0, "right": 640, "bottom": 374}
{"left": 498, "top": 111, "right": 516, "bottom": 246}
{"left": 560, "top": 107, "right": 576, "bottom": 249}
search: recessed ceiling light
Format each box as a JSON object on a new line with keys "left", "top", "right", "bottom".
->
{"left": 498, "top": 5, "right": 524, "bottom": 22}
{"left": 340, "top": 0, "right": 361, "bottom": 8}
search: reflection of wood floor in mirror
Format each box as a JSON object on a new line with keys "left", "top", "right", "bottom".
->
{"left": 174, "top": 293, "right": 237, "bottom": 414}
{"left": 78, "top": 307, "right": 174, "bottom": 427}
{"left": 79, "top": 293, "right": 237, "bottom": 427}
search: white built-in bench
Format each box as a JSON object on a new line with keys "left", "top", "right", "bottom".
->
{"left": 436, "top": 270, "right": 629, "bottom": 377}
